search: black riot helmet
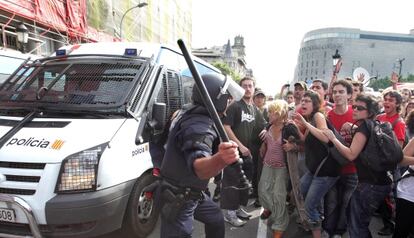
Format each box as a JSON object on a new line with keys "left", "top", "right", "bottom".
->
{"left": 192, "top": 73, "right": 244, "bottom": 113}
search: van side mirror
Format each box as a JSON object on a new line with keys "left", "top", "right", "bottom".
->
{"left": 149, "top": 102, "right": 166, "bottom": 130}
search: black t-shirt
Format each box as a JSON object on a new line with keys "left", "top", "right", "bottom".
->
{"left": 223, "top": 100, "right": 266, "bottom": 149}
{"left": 354, "top": 120, "right": 392, "bottom": 185}
{"left": 305, "top": 130, "right": 341, "bottom": 177}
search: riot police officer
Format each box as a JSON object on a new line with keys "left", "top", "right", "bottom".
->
{"left": 160, "top": 73, "right": 243, "bottom": 238}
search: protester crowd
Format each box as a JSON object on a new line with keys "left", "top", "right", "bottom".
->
{"left": 208, "top": 75, "right": 414, "bottom": 238}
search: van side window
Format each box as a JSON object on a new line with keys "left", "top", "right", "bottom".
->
{"left": 156, "top": 70, "right": 183, "bottom": 124}
{"left": 182, "top": 75, "right": 194, "bottom": 105}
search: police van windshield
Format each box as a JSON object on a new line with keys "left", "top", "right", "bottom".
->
{"left": 0, "top": 53, "right": 38, "bottom": 85}
{"left": 0, "top": 58, "right": 147, "bottom": 114}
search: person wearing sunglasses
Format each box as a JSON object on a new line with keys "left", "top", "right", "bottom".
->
{"left": 323, "top": 93, "right": 414, "bottom": 238}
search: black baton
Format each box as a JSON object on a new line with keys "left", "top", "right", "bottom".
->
{"left": 177, "top": 39, "right": 250, "bottom": 190}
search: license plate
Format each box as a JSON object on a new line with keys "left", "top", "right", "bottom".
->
{"left": 0, "top": 208, "right": 15, "bottom": 222}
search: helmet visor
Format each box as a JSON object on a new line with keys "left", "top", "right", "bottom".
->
{"left": 220, "top": 75, "right": 245, "bottom": 101}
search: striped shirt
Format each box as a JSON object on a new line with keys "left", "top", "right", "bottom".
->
{"left": 263, "top": 131, "right": 285, "bottom": 168}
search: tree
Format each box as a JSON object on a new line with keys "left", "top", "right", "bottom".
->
{"left": 368, "top": 76, "right": 391, "bottom": 91}
{"left": 368, "top": 74, "right": 414, "bottom": 91}
{"left": 212, "top": 61, "right": 242, "bottom": 83}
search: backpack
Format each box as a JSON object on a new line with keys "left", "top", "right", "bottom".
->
{"left": 282, "top": 122, "right": 301, "bottom": 165}
{"left": 359, "top": 119, "right": 403, "bottom": 172}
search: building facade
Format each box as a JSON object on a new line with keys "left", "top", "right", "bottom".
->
{"left": 294, "top": 27, "right": 414, "bottom": 84}
{"left": 90, "top": 0, "right": 192, "bottom": 45}
{"left": 0, "top": 0, "right": 192, "bottom": 56}
{"left": 192, "top": 35, "right": 252, "bottom": 78}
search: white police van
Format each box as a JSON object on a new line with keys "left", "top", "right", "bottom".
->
{"left": 0, "top": 42, "right": 221, "bottom": 237}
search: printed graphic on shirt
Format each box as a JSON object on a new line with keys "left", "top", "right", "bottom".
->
{"left": 241, "top": 110, "right": 254, "bottom": 123}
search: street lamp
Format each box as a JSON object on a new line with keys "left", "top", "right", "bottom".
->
{"left": 397, "top": 58, "right": 405, "bottom": 78}
{"left": 16, "top": 22, "right": 29, "bottom": 53}
{"left": 119, "top": 2, "right": 148, "bottom": 40}
{"left": 328, "top": 49, "right": 342, "bottom": 102}
{"left": 332, "top": 49, "right": 341, "bottom": 68}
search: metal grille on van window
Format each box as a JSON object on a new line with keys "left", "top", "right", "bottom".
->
{"left": 56, "top": 63, "right": 141, "bottom": 105}
{"left": 1, "top": 62, "right": 142, "bottom": 107}
{"left": 156, "top": 71, "right": 183, "bottom": 125}
{"left": 0, "top": 161, "right": 45, "bottom": 195}
{"left": 165, "top": 71, "right": 183, "bottom": 119}
{"left": 129, "top": 67, "right": 150, "bottom": 112}
{"left": 155, "top": 73, "right": 168, "bottom": 124}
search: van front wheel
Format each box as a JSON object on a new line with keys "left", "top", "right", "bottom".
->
{"left": 122, "top": 172, "right": 160, "bottom": 238}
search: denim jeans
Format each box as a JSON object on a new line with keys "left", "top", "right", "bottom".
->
{"left": 323, "top": 173, "right": 358, "bottom": 236}
{"left": 297, "top": 152, "right": 308, "bottom": 178}
{"left": 300, "top": 171, "right": 339, "bottom": 228}
{"left": 347, "top": 182, "right": 391, "bottom": 238}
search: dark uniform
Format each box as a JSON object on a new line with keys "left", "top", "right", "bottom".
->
{"left": 160, "top": 105, "right": 225, "bottom": 238}
{"left": 158, "top": 72, "right": 242, "bottom": 237}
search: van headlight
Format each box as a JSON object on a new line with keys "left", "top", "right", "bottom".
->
{"left": 55, "top": 143, "right": 108, "bottom": 194}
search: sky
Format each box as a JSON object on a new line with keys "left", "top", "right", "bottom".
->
{"left": 192, "top": 0, "right": 414, "bottom": 96}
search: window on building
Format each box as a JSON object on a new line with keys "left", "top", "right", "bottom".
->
{"left": 312, "top": 61, "right": 314, "bottom": 67}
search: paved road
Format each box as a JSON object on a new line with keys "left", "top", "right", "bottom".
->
{"left": 99, "top": 180, "right": 391, "bottom": 238}
{"left": 100, "top": 198, "right": 390, "bottom": 238}
{"left": 144, "top": 199, "right": 390, "bottom": 238}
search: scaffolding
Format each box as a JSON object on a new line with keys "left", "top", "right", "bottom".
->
{"left": 0, "top": 0, "right": 193, "bottom": 56}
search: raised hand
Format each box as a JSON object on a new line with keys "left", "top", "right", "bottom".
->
{"left": 293, "top": 112, "right": 306, "bottom": 127}
{"left": 391, "top": 72, "right": 399, "bottom": 84}
{"left": 357, "top": 73, "right": 365, "bottom": 82}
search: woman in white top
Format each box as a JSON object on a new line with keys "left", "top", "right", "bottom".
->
{"left": 394, "top": 138, "right": 414, "bottom": 238}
